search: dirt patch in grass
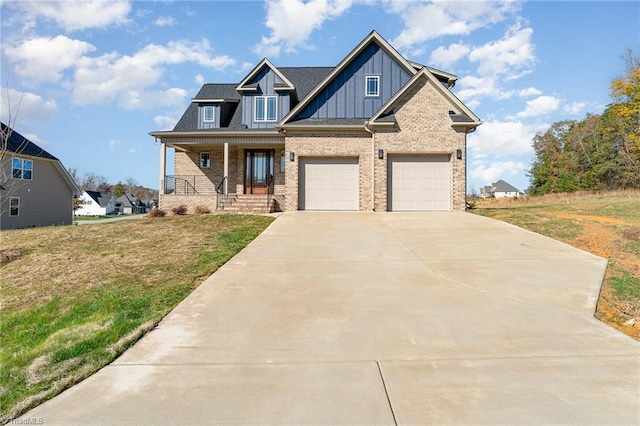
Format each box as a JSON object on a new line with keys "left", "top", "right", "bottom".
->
{"left": 473, "top": 191, "right": 640, "bottom": 339}
{"left": 1, "top": 248, "right": 24, "bottom": 264}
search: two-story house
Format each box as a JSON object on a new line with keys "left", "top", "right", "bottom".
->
{"left": 150, "top": 31, "right": 481, "bottom": 213}
{"left": 1, "top": 122, "right": 80, "bottom": 229}
{"left": 76, "top": 190, "right": 116, "bottom": 216}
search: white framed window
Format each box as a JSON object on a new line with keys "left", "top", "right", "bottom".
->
{"left": 10, "top": 197, "right": 19, "bottom": 216}
{"left": 203, "top": 106, "right": 215, "bottom": 122}
{"left": 280, "top": 151, "right": 285, "bottom": 173}
{"left": 200, "top": 152, "right": 210, "bottom": 168}
{"left": 255, "top": 96, "right": 277, "bottom": 122}
{"left": 12, "top": 157, "right": 33, "bottom": 180}
{"left": 365, "top": 76, "right": 380, "bottom": 97}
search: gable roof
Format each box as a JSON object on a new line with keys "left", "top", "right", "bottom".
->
{"left": 84, "top": 190, "right": 114, "bottom": 208}
{"left": 279, "top": 30, "right": 418, "bottom": 127}
{"left": 368, "top": 67, "right": 481, "bottom": 129}
{"left": 192, "top": 83, "right": 241, "bottom": 102}
{"left": 236, "top": 58, "right": 295, "bottom": 92}
{"left": 2, "top": 122, "right": 80, "bottom": 195}
{"left": 493, "top": 180, "right": 520, "bottom": 192}
{"left": 1, "top": 122, "right": 58, "bottom": 160}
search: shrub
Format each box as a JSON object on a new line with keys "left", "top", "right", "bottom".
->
{"left": 171, "top": 205, "right": 188, "bottom": 215}
{"left": 147, "top": 208, "right": 167, "bottom": 218}
{"left": 195, "top": 205, "right": 211, "bottom": 215}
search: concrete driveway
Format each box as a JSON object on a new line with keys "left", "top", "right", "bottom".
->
{"left": 21, "top": 212, "right": 639, "bottom": 425}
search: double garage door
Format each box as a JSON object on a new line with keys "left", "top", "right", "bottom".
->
{"left": 298, "top": 155, "right": 451, "bottom": 211}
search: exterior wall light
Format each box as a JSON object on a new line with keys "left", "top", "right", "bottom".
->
{"left": 378, "top": 149, "right": 384, "bottom": 159}
{"left": 456, "top": 149, "right": 462, "bottom": 160}
{"left": 290, "top": 152, "right": 295, "bottom": 162}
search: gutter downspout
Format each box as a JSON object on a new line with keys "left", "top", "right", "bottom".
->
{"left": 364, "top": 122, "right": 375, "bottom": 211}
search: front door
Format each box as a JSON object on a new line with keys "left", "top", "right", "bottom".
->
{"left": 245, "top": 150, "right": 274, "bottom": 194}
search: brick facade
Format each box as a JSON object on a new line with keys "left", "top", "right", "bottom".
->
{"left": 164, "top": 78, "right": 468, "bottom": 213}
{"left": 373, "top": 78, "right": 468, "bottom": 211}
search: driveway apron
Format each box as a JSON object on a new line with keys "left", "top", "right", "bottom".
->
{"left": 20, "top": 212, "right": 640, "bottom": 425}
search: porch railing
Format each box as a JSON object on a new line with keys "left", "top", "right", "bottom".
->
{"left": 215, "top": 176, "right": 228, "bottom": 211}
{"left": 163, "top": 175, "right": 216, "bottom": 195}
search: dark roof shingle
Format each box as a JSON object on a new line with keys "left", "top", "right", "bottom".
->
{"left": 1, "top": 122, "right": 58, "bottom": 160}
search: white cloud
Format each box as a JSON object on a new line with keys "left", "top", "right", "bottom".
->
{"left": 154, "top": 16, "right": 176, "bottom": 27}
{"left": 195, "top": 74, "right": 205, "bottom": 85}
{"left": 1, "top": 88, "right": 58, "bottom": 124}
{"left": 390, "top": 1, "right": 519, "bottom": 49}
{"left": 429, "top": 43, "right": 470, "bottom": 68}
{"left": 563, "top": 101, "right": 589, "bottom": 116}
{"left": 72, "top": 40, "right": 234, "bottom": 108}
{"left": 516, "top": 95, "right": 560, "bottom": 118}
{"left": 4, "top": 35, "right": 96, "bottom": 83}
{"left": 468, "top": 24, "right": 535, "bottom": 77}
{"left": 118, "top": 88, "right": 187, "bottom": 110}
{"left": 253, "top": 0, "right": 353, "bottom": 57}
{"left": 108, "top": 139, "right": 123, "bottom": 149}
{"left": 470, "top": 160, "right": 527, "bottom": 186}
{"left": 456, "top": 75, "right": 513, "bottom": 103}
{"left": 13, "top": 0, "right": 131, "bottom": 31}
{"left": 468, "top": 119, "right": 547, "bottom": 159}
{"left": 518, "top": 87, "right": 542, "bottom": 97}
{"left": 22, "top": 133, "right": 48, "bottom": 148}
{"left": 154, "top": 115, "right": 178, "bottom": 130}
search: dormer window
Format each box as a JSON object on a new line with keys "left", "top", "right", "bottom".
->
{"left": 203, "top": 106, "right": 215, "bottom": 122}
{"left": 365, "top": 76, "right": 379, "bottom": 97}
{"left": 255, "top": 96, "right": 277, "bottom": 122}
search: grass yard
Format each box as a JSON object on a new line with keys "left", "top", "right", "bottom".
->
{"left": 0, "top": 214, "right": 274, "bottom": 422}
{"left": 471, "top": 190, "right": 640, "bottom": 339}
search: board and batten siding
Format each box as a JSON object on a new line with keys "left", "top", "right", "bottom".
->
{"left": 298, "top": 43, "right": 411, "bottom": 120}
{"left": 197, "top": 103, "right": 220, "bottom": 130}
{"left": 0, "top": 158, "right": 74, "bottom": 229}
{"left": 242, "top": 67, "right": 292, "bottom": 129}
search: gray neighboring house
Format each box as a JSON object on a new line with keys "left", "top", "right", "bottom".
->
{"left": 150, "top": 30, "right": 481, "bottom": 214}
{"left": 116, "top": 193, "right": 147, "bottom": 214}
{"left": 480, "top": 179, "right": 522, "bottom": 198}
{"left": 1, "top": 122, "right": 80, "bottom": 229}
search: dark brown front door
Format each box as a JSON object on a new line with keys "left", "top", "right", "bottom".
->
{"left": 245, "top": 150, "right": 274, "bottom": 194}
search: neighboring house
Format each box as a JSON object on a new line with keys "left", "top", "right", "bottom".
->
{"left": 1, "top": 122, "right": 80, "bottom": 229}
{"left": 480, "top": 180, "right": 521, "bottom": 198}
{"left": 76, "top": 190, "right": 116, "bottom": 216}
{"left": 116, "top": 193, "right": 147, "bottom": 214}
{"left": 150, "top": 31, "right": 481, "bottom": 213}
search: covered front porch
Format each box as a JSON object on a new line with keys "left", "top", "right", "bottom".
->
{"left": 157, "top": 135, "right": 286, "bottom": 213}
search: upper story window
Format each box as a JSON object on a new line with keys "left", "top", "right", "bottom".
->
{"left": 12, "top": 157, "right": 33, "bottom": 180}
{"left": 200, "top": 152, "right": 210, "bottom": 168}
{"left": 365, "top": 76, "right": 380, "bottom": 97}
{"left": 203, "top": 106, "right": 215, "bottom": 122}
{"left": 255, "top": 96, "right": 277, "bottom": 122}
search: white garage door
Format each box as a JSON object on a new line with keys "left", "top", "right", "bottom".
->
{"left": 299, "top": 158, "right": 359, "bottom": 211}
{"left": 389, "top": 155, "right": 451, "bottom": 211}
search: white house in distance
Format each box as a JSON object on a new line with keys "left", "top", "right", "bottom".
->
{"left": 76, "top": 190, "right": 116, "bottom": 216}
{"left": 480, "top": 180, "right": 523, "bottom": 198}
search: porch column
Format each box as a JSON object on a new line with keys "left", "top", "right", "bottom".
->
{"left": 223, "top": 142, "right": 229, "bottom": 195}
{"left": 158, "top": 140, "right": 166, "bottom": 194}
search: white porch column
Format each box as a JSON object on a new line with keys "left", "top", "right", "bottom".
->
{"left": 158, "top": 140, "right": 166, "bottom": 194}
{"left": 223, "top": 142, "right": 229, "bottom": 195}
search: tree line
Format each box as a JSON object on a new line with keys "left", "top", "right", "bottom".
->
{"left": 528, "top": 49, "right": 639, "bottom": 195}
{"left": 68, "top": 169, "right": 158, "bottom": 200}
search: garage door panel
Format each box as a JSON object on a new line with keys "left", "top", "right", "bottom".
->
{"left": 299, "top": 158, "right": 359, "bottom": 211}
{"left": 389, "top": 156, "right": 451, "bottom": 212}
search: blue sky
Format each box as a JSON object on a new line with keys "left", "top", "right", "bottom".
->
{"left": 1, "top": 0, "right": 638, "bottom": 193}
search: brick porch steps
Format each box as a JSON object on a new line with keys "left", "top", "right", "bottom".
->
{"left": 217, "top": 194, "right": 276, "bottom": 214}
